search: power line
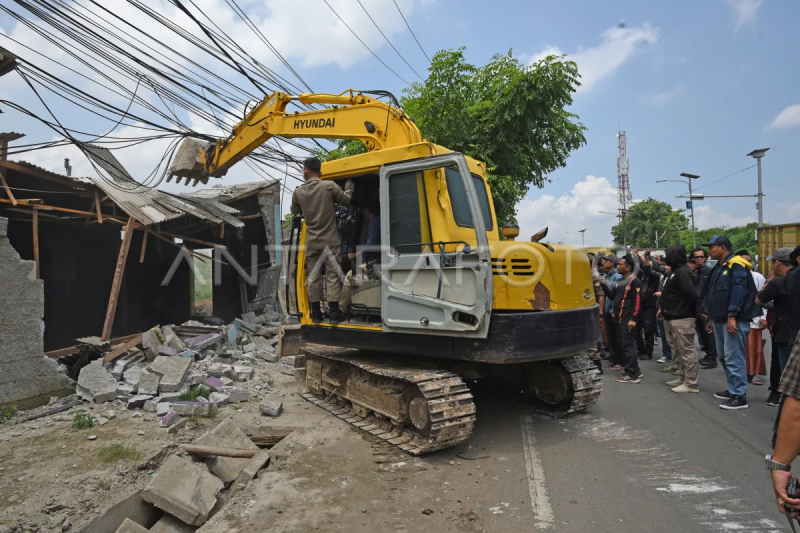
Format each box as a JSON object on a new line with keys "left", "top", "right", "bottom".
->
{"left": 692, "top": 164, "right": 758, "bottom": 192}
{"left": 322, "top": 0, "right": 410, "bottom": 86}
{"left": 356, "top": 0, "right": 424, "bottom": 81}
{"left": 391, "top": 0, "right": 430, "bottom": 63}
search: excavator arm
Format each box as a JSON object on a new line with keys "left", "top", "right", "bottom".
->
{"left": 169, "top": 90, "right": 423, "bottom": 183}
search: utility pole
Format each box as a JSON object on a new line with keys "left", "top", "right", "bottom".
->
{"left": 747, "top": 148, "right": 769, "bottom": 228}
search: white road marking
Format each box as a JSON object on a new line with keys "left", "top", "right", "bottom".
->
{"left": 521, "top": 415, "right": 555, "bottom": 530}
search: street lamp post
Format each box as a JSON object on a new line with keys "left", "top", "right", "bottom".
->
{"left": 747, "top": 148, "right": 769, "bottom": 228}
{"left": 598, "top": 211, "right": 624, "bottom": 248}
{"left": 567, "top": 229, "right": 587, "bottom": 248}
{"left": 656, "top": 173, "right": 700, "bottom": 249}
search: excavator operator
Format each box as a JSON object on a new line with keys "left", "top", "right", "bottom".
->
{"left": 290, "top": 157, "right": 354, "bottom": 324}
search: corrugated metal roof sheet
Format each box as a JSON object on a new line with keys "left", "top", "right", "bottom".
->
{"left": 183, "top": 180, "right": 279, "bottom": 203}
{"left": 84, "top": 145, "right": 244, "bottom": 228}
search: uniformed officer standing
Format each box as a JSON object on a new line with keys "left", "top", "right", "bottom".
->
{"left": 290, "top": 157, "right": 354, "bottom": 323}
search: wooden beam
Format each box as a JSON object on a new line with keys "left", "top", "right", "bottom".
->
{"left": 146, "top": 229, "right": 229, "bottom": 266}
{"left": 139, "top": 228, "right": 148, "bottom": 263}
{"left": 32, "top": 208, "right": 40, "bottom": 279}
{"left": 45, "top": 332, "right": 145, "bottom": 359}
{"left": 220, "top": 223, "right": 225, "bottom": 239}
{"left": 93, "top": 190, "right": 103, "bottom": 224}
{"left": 0, "top": 198, "right": 123, "bottom": 221}
{"left": 101, "top": 217, "right": 136, "bottom": 340}
{"left": 103, "top": 333, "right": 143, "bottom": 363}
{"left": 179, "top": 444, "right": 286, "bottom": 458}
{"left": 0, "top": 159, "right": 91, "bottom": 190}
{"left": 236, "top": 213, "right": 263, "bottom": 220}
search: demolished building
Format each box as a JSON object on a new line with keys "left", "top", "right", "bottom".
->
{"left": 0, "top": 137, "right": 284, "bottom": 408}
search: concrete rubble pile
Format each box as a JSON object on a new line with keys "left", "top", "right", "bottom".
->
{"left": 72, "top": 312, "right": 287, "bottom": 430}
{"left": 113, "top": 419, "right": 273, "bottom": 532}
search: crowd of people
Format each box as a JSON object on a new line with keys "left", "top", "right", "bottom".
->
{"left": 592, "top": 238, "right": 800, "bottom": 411}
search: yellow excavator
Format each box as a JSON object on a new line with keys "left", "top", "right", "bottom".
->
{"left": 170, "top": 90, "right": 601, "bottom": 455}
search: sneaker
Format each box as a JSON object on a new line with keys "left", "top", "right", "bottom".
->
{"left": 616, "top": 374, "right": 641, "bottom": 384}
{"left": 700, "top": 360, "right": 718, "bottom": 369}
{"left": 657, "top": 357, "right": 671, "bottom": 363}
{"left": 638, "top": 355, "right": 652, "bottom": 361}
{"left": 665, "top": 379, "right": 683, "bottom": 387}
{"left": 660, "top": 364, "right": 678, "bottom": 373}
{"left": 327, "top": 310, "right": 347, "bottom": 325}
{"left": 714, "top": 390, "right": 731, "bottom": 400}
{"left": 672, "top": 384, "right": 700, "bottom": 393}
{"left": 719, "top": 396, "right": 748, "bottom": 410}
{"left": 766, "top": 392, "right": 781, "bottom": 407}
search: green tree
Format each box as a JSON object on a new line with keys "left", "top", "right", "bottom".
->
{"left": 680, "top": 222, "right": 759, "bottom": 254}
{"left": 611, "top": 198, "right": 689, "bottom": 248}
{"left": 317, "top": 48, "right": 586, "bottom": 227}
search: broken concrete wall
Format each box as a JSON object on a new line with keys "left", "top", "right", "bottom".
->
{"left": 0, "top": 217, "right": 74, "bottom": 409}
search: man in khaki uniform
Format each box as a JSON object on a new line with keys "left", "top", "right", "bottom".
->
{"left": 290, "top": 157, "right": 354, "bottom": 323}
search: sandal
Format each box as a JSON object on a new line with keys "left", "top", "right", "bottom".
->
{"left": 609, "top": 365, "right": 623, "bottom": 371}
{"left": 751, "top": 378, "right": 763, "bottom": 386}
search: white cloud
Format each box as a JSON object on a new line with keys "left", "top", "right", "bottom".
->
{"left": 766, "top": 104, "right": 800, "bottom": 130}
{"left": 726, "top": 0, "right": 764, "bottom": 30}
{"left": 529, "top": 24, "right": 659, "bottom": 93}
{"left": 776, "top": 201, "right": 800, "bottom": 221}
{"left": 692, "top": 204, "right": 755, "bottom": 229}
{"left": 516, "top": 175, "right": 620, "bottom": 247}
{"left": 638, "top": 84, "right": 685, "bottom": 107}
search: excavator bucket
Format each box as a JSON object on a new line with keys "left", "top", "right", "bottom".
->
{"left": 167, "top": 138, "right": 214, "bottom": 184}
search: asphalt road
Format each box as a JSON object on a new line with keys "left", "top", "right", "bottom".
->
{"left": 459, "top": 333, "right": 789, "bottom": 533}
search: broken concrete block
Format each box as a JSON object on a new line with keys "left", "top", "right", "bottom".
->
{"left": 226, "top": 324, "right": 237, "bottom": 350}
{"left": 149, "top": 356, "right": 192, "bottom": 393}
{"left": 259, "top": 397, "right": 283, "bottom": 417}
{"left": 168, "top": 418, "right": 186, "bottom": 434}
{"left": 256, "top": 350, "right": 280, "bottom": 363}
{"left": 163, "top": 326, "right": 188, "bottom": 353}
{"left": 188, "top": 372, "right": 207, "bottom": 386}
{"left": 156, "top": 402, "right": 172, "bottom": 416}
{"left": 141, "top": 329, "right": 163, "bottom": 360}
{"left": 126, "top": 395, "right": 152, "bottom": 410}
{"left": 220, "top": 387, "right": 249, "bottom": 403}
{"left": 185, "top": 333, "right": 223, "bottom": 351}
{"left": 141, "top": 455, "right": 223, "bottom": 526}
{"left": 114, "top": 518, "right": 149, "bottom": 533}
{"left": 76, "top": 360, "right": 117, "bottom": 403}
{"left": 239, "top": 450, "right": 270, "bottom": 483}
{"left": 122, "top": 366, "right": 143, "bottom": 389}
{"left": 204, "top": 376, "right": 225, "bottom": 391}
{"left": 158, "top": 391, "right": 182, "bottom": 402}
{"left": 159, "top": 411, "right": 182, "bottom": 427}
{"left": 208, "top": 392, "right": 229, "bottom": 406}
{"left": 206, "top": 363, "right": 235, "bottom": 380}
{"left": 158, "top": 345, "right": 177, "bottom": 357}
{"left": 233, "top": 365, "right": 254, "bottom": 381}
{"left": 280, "top": 364, "right": 296, "bottom": 376}
{"left": 0, "top": 217, "right": 6, "bottom": 237}
{"left": 242, "top": 343, "right": 256, "bottom": 354}
{"left": 282, "top": 356, "right": 296, "bottom": 366}
{"left": 195, "top": 419, "right": 258, "bottom": 485}
{"left": 149, "top": 513, "right": 197, "bottom": 533}
{"left": 172, "top": 402, "right": 213, "bottom": 417}
{"left": 115, "top": 382, "right": 136, "bottom": 398}
{"left": 137, "top": 369, "right": 161, "bottom": 396}
{"left": 143, "top": 398, "right": 158, "bottom": 413}
{"left": 177, "top": 350, "right": 194, "bottom": 358}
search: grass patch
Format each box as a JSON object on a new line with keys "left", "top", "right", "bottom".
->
{"left": 0, "top": 402, "right": 16, "bottom": 423}
{"left": 96, "top": 443, "right": 143, "bottom": 464}
{"left": 71, "top": 411, "right": 93, "bottom": 430}
{"left": 97, "top": 480, "right": 111, "bottom": 491}
{"left": 179, "top": 385, "right": 211, "bottom": 402}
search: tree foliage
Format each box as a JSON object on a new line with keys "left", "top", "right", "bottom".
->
{"left": 318, "top": 48, "right": 586, "bottom": 227}
{"left": 680, "top": 222, "right": 759, "bottom": 254}
{"left": 611, "top": 198, "right": 689, "bottom": 248}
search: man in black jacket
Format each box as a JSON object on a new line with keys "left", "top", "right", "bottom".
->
{"left": 637, "top": 251, "right": 663, "bottom": 360}
{"left": 660, "top": 245, "right": 700, "bottom": 393}
{"left": 602, "top": 254, "right": 644, "bottom": 383}
{"left": 691, "top": 248, "right": 719, "bottom": 368}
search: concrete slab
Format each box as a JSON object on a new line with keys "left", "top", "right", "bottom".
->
{"left": 149, "top": 513, "right": 197, "bottom": 533}
{"left": 76, "top": 360, "right": 117, "bottom": 403}
{"left": 172, "top": 402, "right": 212, "bottom": 417}
{"left": 141, "top": 329, "right": 163, "bottom": 360}
{"left": 137, "top": 369, "right": 161, "bottom": 396}
{"left": 149, "top": 356, "right": 192, "bottom": 392}
{"left": 259, "top": 397, "right": 283, "bottom": 417}
{"left": 114, "top": 518, "right": 149, "bottom": 533}
{"left": 141, "top": 455, "right": 223, "bottom": 526}
{"left": 185, "top": 332, "right": 223, "bottom": 351}
{"left": 195, "top": 419, "right": 258, "bottom": 485}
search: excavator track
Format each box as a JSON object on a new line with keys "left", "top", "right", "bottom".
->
{"left": 524, "top": 353, "right": 603, "bottom": 418}
{"left": 301, "top": 349, "right": 476, "bottom": 455}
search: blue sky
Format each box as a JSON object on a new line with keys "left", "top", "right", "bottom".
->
{"left": 1, "top": 0, "right": 798, "bottom": 247}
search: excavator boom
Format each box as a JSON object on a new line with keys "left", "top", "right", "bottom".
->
{"left": 168, "top": 90, "right": 422, "bottom": 184}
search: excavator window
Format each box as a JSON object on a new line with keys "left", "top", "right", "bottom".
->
{"left": 388, "top": 170, "right": 432, "bottom": 254}
{"left": 444, "top": 168, "right": 493, "bottom": 231}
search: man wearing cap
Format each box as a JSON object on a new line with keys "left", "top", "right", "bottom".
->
{"left": 699, "top": 235, "right": 761, "bottom": 410}
{"left": 756, "top": 248, "right": 796, "bottom": 406}
{"left": 291, "top": 157, "right": 354, "bottom": 324}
